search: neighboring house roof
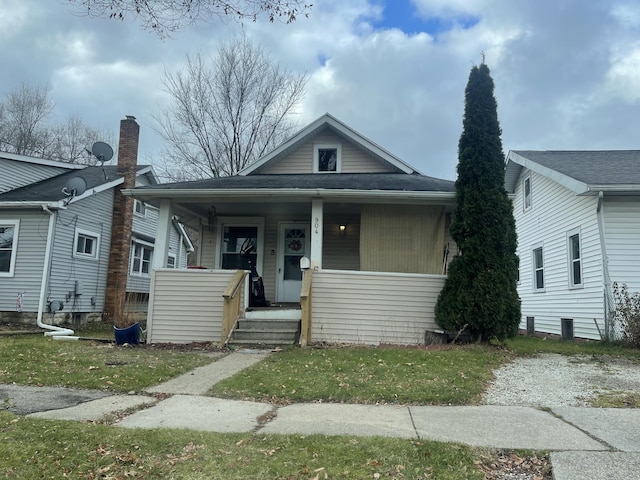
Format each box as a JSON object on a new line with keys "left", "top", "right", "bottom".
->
{"left": 506, "top": 150, "right": 640, "bottom": 195}
{"left": 0, "top": 151, "right": 86, "bottom": 170}
{"left": 239, "top": 113, "right": 423, "bottom": 176}
{"left": 0, "top": 164, "right": 156, "bottom": 208}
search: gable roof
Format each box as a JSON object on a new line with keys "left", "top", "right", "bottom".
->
{"left": 505, "top": 150, "right": 640, "bottom": 195}
{"left": 0, "top": 164, "right": 156, "bottom": 208}
{"left": 239, "top": 113, "right": 422, "bottom": 176}
{"left": 0, "top": 151, "right": 86, "bottom": 170}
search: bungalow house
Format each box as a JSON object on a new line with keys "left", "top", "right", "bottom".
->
{"left": 127, "top": 113, "right": 457, "bottom": 346}
{"left": 505, "top": 150, "right": 640, "bottom": 340}
{"left": 0, "top": 117, "right": 192, "bottom": 333}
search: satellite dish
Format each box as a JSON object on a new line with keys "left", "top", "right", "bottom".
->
{"left": 91, "top": 141, "right": 113, "bottom": 163}
{"left": 64, "top": 176, "right": 87, "bottom": 197}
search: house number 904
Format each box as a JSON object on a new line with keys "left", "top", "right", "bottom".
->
{"left": 314, "top": 217, "right": 319, "bottom": 233}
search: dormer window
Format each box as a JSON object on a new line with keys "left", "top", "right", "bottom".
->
{"left": 314, "top": 144, "right": 342, "bottom": 173}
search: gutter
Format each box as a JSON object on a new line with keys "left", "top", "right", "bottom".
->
{"left": 36, "top": 206, "right": 77, "bottom": 339}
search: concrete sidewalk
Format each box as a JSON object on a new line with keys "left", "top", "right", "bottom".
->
{"left": 21, "top": 350, "right": 640, "bottom": 479}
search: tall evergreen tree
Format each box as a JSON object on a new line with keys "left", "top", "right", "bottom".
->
{"left": 435, "top": 62, "right": 520, "bottom": 342}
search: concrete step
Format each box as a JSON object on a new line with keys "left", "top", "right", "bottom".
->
{"left": 237, "top": 318, "right": 300, "bottom": 330}
{"left": 232, "top": 328, "right": 299, "bottom": 342}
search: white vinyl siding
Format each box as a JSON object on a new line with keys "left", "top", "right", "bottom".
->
{"left": 0, "top": 220, "right": 19, "bottom": 277}
{"left": 514, "top": 170, "right": 603, "bottom": 339}
{"left": 146, "top": 269, "right": 238, "bottom": 344}
{"left": 311, "top": 270, "right": 445, "bottom": 345}
{"left": 602, "top": 196, "right": 640, "bottom": 293}
{"left": 259, "top": 131, "right": 397, "bottom": 174}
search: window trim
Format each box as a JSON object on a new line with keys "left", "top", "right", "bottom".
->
{"left": 130, "top": 240, "right": 154, "bottom": 276}
{"left": 313, "top": 144, "right": 342, "bottom": 173}
{"left": 532, "top": 244, "right": 545, "bottom": 292}
{"left": 134, "top": 199, "right": 147, "bottom": 217}
{"left": 214, "top": 217, "right": 264, "bottom": 271}
{"left": 0, "top": 219, "right": 20, "bottom": 277}
{"left": 523, "top": 175, "right": 532, "bottom": 211}
{"left": 73, "top": 228, "right": 100, "bottom": 260}
{"left": 167, "top": 253, "right": 176, "bottom": 269}
{"left": 567, "top": 228, "right": 583, "bottom": 288}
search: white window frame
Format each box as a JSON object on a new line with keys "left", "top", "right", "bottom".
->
{"left": 0, "top": 219, "right": 19, "bottom": 277}
{"left": 167, "top": 253, "right": 176, "bottom": 269}
{"left": 131, "top": 240, "right": 154, "bottom": 276}
{"left": 567, "top": 228, "right": 583, "bottom": 288}
{"left": 73, "top": 228, "right": 100, "bottom": 260}
{"left": 134, "top": 199, "right": 147, "bottom": 217}
{"left": 532, "top": 244, "right": 545, "bottom": 292}
{"left": 523, "top": 175, "right": 532, "bottom": 211}
{"left": 313, "top": 144, "right": 342, "bottom": 173}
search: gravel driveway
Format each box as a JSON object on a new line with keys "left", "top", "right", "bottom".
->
{"left": 482, "top": 353, "right": 640, "bottom": 408}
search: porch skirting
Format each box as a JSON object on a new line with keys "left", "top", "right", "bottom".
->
{"left": 145, "top": 268, "right": 446, "bottom": 346}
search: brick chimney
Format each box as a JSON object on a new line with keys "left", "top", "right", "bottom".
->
{"left": 104, "top": 116, "right": 139, "bottom": 327}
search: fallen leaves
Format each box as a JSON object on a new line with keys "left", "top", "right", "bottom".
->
{"left": 478, "top": 450, "right": 552, "bottom": 479}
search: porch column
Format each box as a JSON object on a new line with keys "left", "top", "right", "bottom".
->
{"left": 153, "top": 199, "right": 173, "bottom": 270}
{"left": 311, "top": 199, "right": 324, "bottom": 269}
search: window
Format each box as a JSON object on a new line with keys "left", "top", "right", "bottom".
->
{"left": 533, "top": 246, "right": 544, "bottom": 291}
{"left": 131, "top": 241, "right": 153, "bottom": 275}
{"left": 74, "top": 229, "right": 100, "bottom": 259}
{"left": 0, "top": 220, "right": 19, "bottom": 276}
{"left": 167, "top": 254, "right": 176, "bottom": 268}
{"left": 523, "top": 176, "right": 532, "bottom": 211}
{"left": 568, "top": 231, "right": 582, "bottom": 287}
{"left": 221, "top": 226, "right": 258, "bottom": 270}
{"left": 134, "top": 199, "right": 146, "bottom": 217}
{"left": 314, "top": 144, "right": 342, "bottom": 173}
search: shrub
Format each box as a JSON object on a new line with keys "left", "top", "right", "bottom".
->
{"left": 611, "top": 282, "right": 640, "bottom": 346}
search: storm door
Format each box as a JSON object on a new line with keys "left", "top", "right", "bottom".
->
{"left": 276, "top": 223, "right": 310, "bottom": 303}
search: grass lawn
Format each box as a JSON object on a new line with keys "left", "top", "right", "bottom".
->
{"left": 211, "top": 345, "right": 510, "bottom": 405}
{"left": 0, "top": 334, "right": 215, "bottom": 392}
{"left": 0, "top": 411, "right": 485, "bottom": 479}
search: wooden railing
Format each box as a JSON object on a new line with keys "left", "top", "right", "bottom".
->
{"left": 299, "top": 269, "right": 313, "bottom": 346}
{"left": 221, "top": 270, "right": 247, "bottom": 344}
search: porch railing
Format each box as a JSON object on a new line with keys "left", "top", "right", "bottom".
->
{"left": 299, "top": 269, "right": 313, "bottom": 346}
{"left": 222, "top": 270, "right": 247, "bottom": 344}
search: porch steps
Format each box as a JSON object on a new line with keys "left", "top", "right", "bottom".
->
{"left": 228, "top": 308, "right": 301, "bottom": 347}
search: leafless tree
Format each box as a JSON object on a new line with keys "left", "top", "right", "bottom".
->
{"left": 154, "top": 34, "right": 307, "bottom": 180}
{"left": 0, "top": 83, "right": 112, "bottom": 163}
{"left": 68, "top": 0, "right": 313, "bottom": 37}
{"left": 0, "top": 83, "right": 54, "bottom": 155}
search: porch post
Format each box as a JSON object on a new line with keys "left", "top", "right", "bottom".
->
{"left": 311, "top": 199, "right": 324, "bottom": 269}
{"left": 153, "top": 199, "right": 173, "bottom": 270}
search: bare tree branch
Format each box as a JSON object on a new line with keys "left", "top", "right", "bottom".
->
{"left": 154, "top": 34, "right": 307, "bottom": 180}
{"left": 67, "top": 0, "right": 313, "bottom": 37}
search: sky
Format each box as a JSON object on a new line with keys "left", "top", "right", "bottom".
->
{"left": 1, "top": 0, "right": 639, "bottom": 181}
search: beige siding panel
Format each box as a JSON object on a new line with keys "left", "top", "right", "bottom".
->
{"left": 146, "top": 269, "right": 236, "bottom": 344}
{"left": 322, "top": 213, "right": 360, "bottom": 270}
{"left": 261, "top": 131, "right": 396, "bottom": 174}
{"left": 360, "top": 205, "right": 445, "bottom": 274}
{"left": 199, "top": 225, "right": 218, "bottom": 268}
{"left": 311, "top": 270, "right": 445, "bottom": 345}
{"left": 514, "top": 170, "right": 604, "bottom": 339}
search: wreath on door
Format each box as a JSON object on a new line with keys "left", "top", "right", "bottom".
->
{"left": 288, "top": 239, "right": 302, "bottom": 251}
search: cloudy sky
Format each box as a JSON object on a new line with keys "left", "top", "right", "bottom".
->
{"left": 1, "top": 0, "right": 639, "bottom": 181}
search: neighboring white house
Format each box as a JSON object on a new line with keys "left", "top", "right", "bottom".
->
{"left": 505, "top": 150, "right": 640, "bottom": 340}
{"left": 0, "top": 148, "right": 192, "bottom": 327}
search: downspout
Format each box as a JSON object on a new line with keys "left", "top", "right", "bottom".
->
{"left": 36, "top": 206, "right": 76, "bottom": 338}
{"left": 596, "top": 191, "right": 613, "bottom": 339}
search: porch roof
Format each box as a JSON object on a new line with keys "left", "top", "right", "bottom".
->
{"left": 129, "top": 173, "right": 455, "bottom": 194}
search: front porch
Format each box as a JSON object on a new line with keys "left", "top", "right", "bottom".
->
{"left": 145, "top": 268, "right": 446, "bottom": 346}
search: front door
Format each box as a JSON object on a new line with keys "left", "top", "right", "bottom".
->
{"left": 277, "top": 223, "right": 310, "bottom": 303}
